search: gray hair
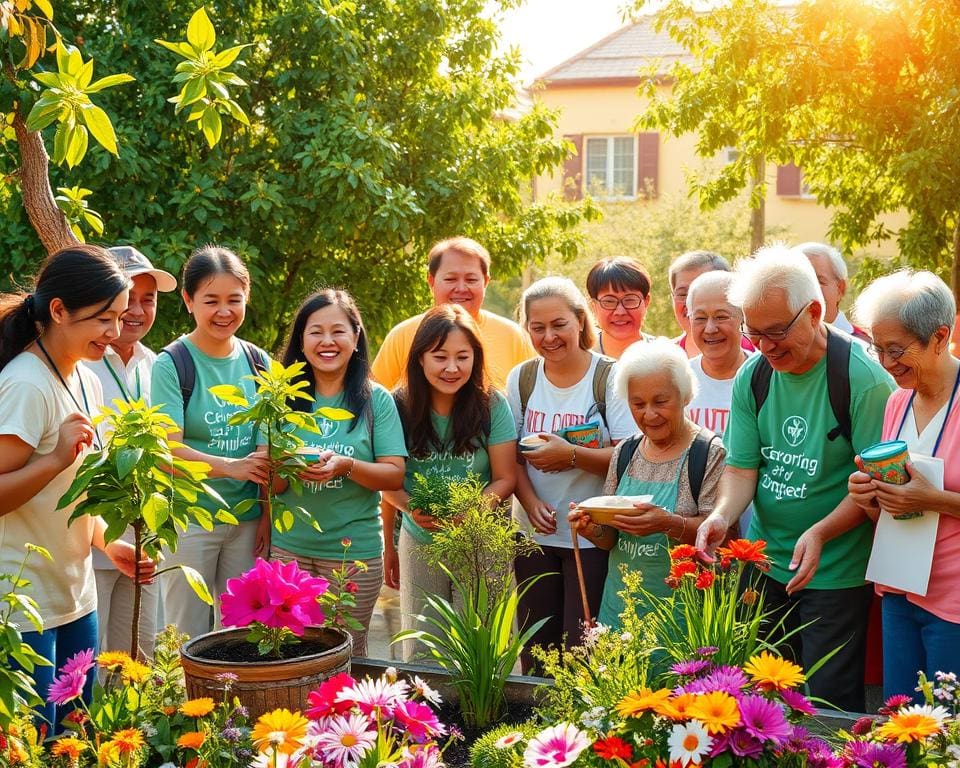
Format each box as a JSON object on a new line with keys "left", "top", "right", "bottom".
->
{"left": 729, "top": 243, "right": 825, "bottom": 315}
{"left": 615, "top": 337, "right": 698, "bottom": 406}
{"left": 793, "top": 242, "right": 849, "bottom": 282}
{"left": 521, "top": 276, "right": 598, "bottom": 351}
{"left": 686, "top": 270, "right": 740, "bottom": 316}
{"left": 854, "top": 269, "right": 956, "bottom": 343}
{"left": 668, "top": 250, "right": 731, "bottom": 289}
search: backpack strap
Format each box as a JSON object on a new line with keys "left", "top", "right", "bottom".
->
{"left": 239, "top": 339, "right": 269, "bottom": 376}
{"left": 517, "top": 358, "right": 541, "bottom": 433}
{"left": 825, "top": 327, "right": 853, "bottom": 443}
{"left": 749, "top": 356, "right": 774, "bottom": 414}
{"left": 687, "top": 427, "right": 718, "bottom": 505}
{"left": 592, "top": 356, "right": 615, "bottom": 433}
{"left": 160, "top": 338, "right": 196, "bottom": 416}
{"left": 615, "top": 435, "right": 642, "bottom": 485}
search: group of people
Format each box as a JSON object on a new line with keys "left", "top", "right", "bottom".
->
{"left": 0, "top": 234, "right": 956, "bottom": 725}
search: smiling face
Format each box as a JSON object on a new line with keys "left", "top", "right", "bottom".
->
{"left": 116, "top": 274, "right": 157, "bottom": 347}
{"left": 525, "top": 296, "right": 584, "bottom": 364}
{"left": 869, "top": 317, "right": 944, "bottom": 391}
{"left": 183, "top": 273, "right": 248, "bottom": 343}
{"left": 427, "top": 250, "right": 490, "bottom": 318}
{"left": 419, "top": 327, "right": 476, "bottom": 397}
{"left": 301, "top": 303, "right": 359, "bottom": 379}
{"left": 52, "top": 290, "right": 129, "bottom": 363}
{"left": 672, "top": 266, "right": 710, "bottom": 333}
{"left": 688, "top": 286, "right": 742, "bottom": 365}
{"left": 627, "top": 370, "right": 686, "bottom": 444}
{"left": 742, "top": 289, "right": 822, "bottom": 374}
{"left": 593, "top": 287, "right": 650, "bottom": 343}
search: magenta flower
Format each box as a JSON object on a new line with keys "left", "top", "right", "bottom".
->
{"left": 845, "top": 741, "right": 906, "bottom": 768}
{"left": 47, "top": 671, "right": 86, "bottom": 705}
{"left": 671, "top": 659, "right": 711, "bottom": 677}
{"left": 807, "top": 739, "right": 844, "bottom": 768}
{"left": 59, "top": 648, "right": 95, "bottom": 678}
{"left": 738, "top": 695, "right": 792, "bottom": 743}
{"left": 851, "top": 716, "right": 876, "bottom": 736}
{"left": 697, "top": 646, "right": 719, "bottom": 657}
{"left": 523, "top": 723, "right": 591, "bottom": 768}
{"left": 683, "top": 665, "right": 749, "bottom": 695}
{"left": 780, "top": 688, "right": 817, "bottom": 716}
{"left": 394, "top": 699, "right": 445, "bottom": 743}
{"left": 718, "top": 728, "right": 765, "bottom": 759}
{"left": 399, "top": 744, "right": 445, "bottom": 768}
{"left": 306, "top": 672, "right": 357, "bottom": 719}
{"left": 883, "top": 694, "right": 913, "bottom": 711}
{"left": 220, "top": 558, "right": 328, "bottom": 635}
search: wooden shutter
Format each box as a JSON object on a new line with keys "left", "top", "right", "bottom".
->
{"left": 562, "top": 134, "right": 583, "bottom": 201}
{"left": 637, "top": 132, "right": 659, "bottom": 198}
{"left": 776, "top": 163, "right": 801, "bottom": 196}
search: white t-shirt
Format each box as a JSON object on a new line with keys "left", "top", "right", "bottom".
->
{"left": 0, "top": 353, "right": 101, "bottom": 629}
{"left": 506, "top": 353, "right": 637, "bottom": 548}
{"left": 686, "top": 356, "right": 737, "bottom": 437}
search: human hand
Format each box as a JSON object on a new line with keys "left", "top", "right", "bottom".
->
{"left": 298, "top": 450, "right": 354, "bottom": 483}
{"left": 610, "top": 501, "right": 670, "bottom": 537}
{"left": 106, "top": 540, "right": 156, "bottom": 584}
{"left": 695, "top": 512, "right": 729, "bottom": 558}
{"left": 409, "top": 508, "right": 441, "bottom": 532}
{"left": 872, "top": 461, "right": 936, "bottom": 517}
{"left": 848, "top": 458, "right": 880, "bottom": 511}
{"left": 54, "top": 412, "right": 95, "bottom": 467}
{"left": 523, "top": 433, "right": 577, "bottom": 473}
{"left": 786, "top": 527, "right": 823, "bottom": 594}
{"left": 383, "top": 545, "right": 400, "bottom": 589}
{"left": 525, "top": 500, "right": 557, "bottom": 535}
{"left": 224, "top": 448, "right": 271, "bottom": 484}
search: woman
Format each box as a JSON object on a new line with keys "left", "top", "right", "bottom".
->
{"left": 569, "top": 339, "right": 725, "bottom": 629}
{"left": 382, "top": 304, "right": 517, "bottom": 661}
{"left": 845, "top": 270, "right": 960, "bottom": 701}
{"left": 151, "top": 245, "right": 271, "bottom": 638}
{"left": 0, "top": 245, "right": 152, "bottom": 725}
{"left": 264, "top": 289, "right": 406, "bottom": 656}
{"left": 508, "top": 277, "right": 636, "bottom": 671}
{"left": 586, "top": 257, "right": 654, "bottom": 359}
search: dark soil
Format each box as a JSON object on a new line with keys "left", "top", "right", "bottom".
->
{"left": 194, "top": 637, "right": 335, "bottom": 663}
{"left": 439, "top": 699, "right": 535, "bottom": 768}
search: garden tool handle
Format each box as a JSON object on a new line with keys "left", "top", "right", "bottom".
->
{"left": 570, "top": 513, "right": 593, "bottom": 630}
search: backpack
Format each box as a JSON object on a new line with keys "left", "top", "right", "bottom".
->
{"left": 614, "top": 428, "right": 718, "bottom": 506}
{"left": 517, "top": 355, "right": 616, "bottom": 438}
{"left": 749, "top": 326, "right": 853, "bottom": 443}
{"left": 160, "top": 338, "right": 269, "bottom": 416}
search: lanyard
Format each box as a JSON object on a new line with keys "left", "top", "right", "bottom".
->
{"left": 35, "top": 338, "right": 103, "bottom": 450}
{"left": 895, "top": 363, "right": 960, "bottom": 457}
{"left": 102, "top": 355, "right": 141, "bottom": 401}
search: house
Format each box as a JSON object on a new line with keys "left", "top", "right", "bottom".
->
{"left": 531, "top": 15, "right": 898, "bottom": 254}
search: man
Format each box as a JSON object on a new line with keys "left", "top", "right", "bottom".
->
{"left": 84, "top": 245, "right": 177, "bottom": 657}
{"left": 696, "top": 244, "right": 893, "bottom": 712}
{"left": 372, "top": 236, "right": 534, "bottom": 390}
{"left": 793, "top": 242, "right": 871, "bottom": 343}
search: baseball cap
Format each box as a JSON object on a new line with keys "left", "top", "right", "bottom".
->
{"left": 108, "top": 246, "right": 177, "bottom": 293}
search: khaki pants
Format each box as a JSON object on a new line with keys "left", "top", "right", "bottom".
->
{"left": 95, "top": 567, "right": 160, "bottom": 658}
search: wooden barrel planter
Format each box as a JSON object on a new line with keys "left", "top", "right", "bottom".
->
{"left": 181, "top": 626, "right": 353, "bottom": 720}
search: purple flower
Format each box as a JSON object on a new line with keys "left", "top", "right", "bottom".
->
{"left": 807, "top": 739, "right": 843, "bottom": 768}
{"left": 393, "top": 699, "right": 445, "bottom": 743}
{"left": 672, "top": 659, "right": 712, "bottom": 677}
{"left": 726, "top": 728, "right": 765, "bottom": 758}
{"left": 738, "top": 695, "right": 792, "bottom": 743}
{"left": 47, "top": 671, "right": 85, "bottom": 705}
{"left": 683, "top": 665, "right": 749, "bottom": 695}
{"left": 845, "top": 741, "right": 906, "bottom": 768}
{"left": 697, "top": 646, "right": 719, "bottom": 657}
{"left": 60, "top": 649, "right": 95, "bottom": 678}
{"left": 780, "top": 688, "right": 817, "bottom": 716}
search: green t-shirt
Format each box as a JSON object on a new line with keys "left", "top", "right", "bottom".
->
{"left": 402, "top": 392, "right": 517, "bottom": 545}
{"left": 151, "top": 337, "right": 267, "bottom": 523}
{"left": 273, "top": 385, "right": 407, "bottom": 560}
{"left": 724, "top": 344, "right": 893, "bottom": 588}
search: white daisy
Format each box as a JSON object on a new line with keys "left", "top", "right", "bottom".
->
{"left": 668, "top": 720, "right": 713, "bottom": 767}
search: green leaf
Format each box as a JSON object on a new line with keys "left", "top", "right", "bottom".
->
{"left": 208, "top": 384, "right": 248, "bottom": 407}
{"left": 200, "top": 107, "right": 222, "bottom": 148}
{"left": 116, "top": 447, "right": 143, "bottom": 479}
{"left": 315, "top": 406, "right": 354, "bottom": 421}
{"left": 214, "top": 510, "right": 238, "bottom": 525}
{"left": 85, "top": 74, "right": 136, "bottom": 93}
{"left": 187, "top": 7, "right": 217, "bottom": 53}
{"left": 212, "top": 44, "right": 250, "bottom": 68}
{"left": 24, "top": 99, "right": 62, "bottom": 133}
{"left": 64, "top": 124, "right": 89, "bottom": 169}
{"left": 141, "top": 492, "right": 170, "bottom": 531}
{"left": 154, "top": 39, "right": 197, "bottom": 59}
{"left": 33, "top": 0, "right": 54, "bottom": 20}
{"left": 179, "top": 76, "right": 207, "bottom": 108}
{"left": 77, "top": 58, "right": 94, "bottom": 90}
{"left": 79, "top": 104, "right": 119, "bottom": 156}
{"left": 32, "top": 71, "right": 62, "bottom": 88}
{"left": 179, "top": 565, "right": 213, "bottom": 605}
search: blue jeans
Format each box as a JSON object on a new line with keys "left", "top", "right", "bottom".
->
{"left": 882, "top": 593, "right": 960, "bottom": 704}
{"left": 21, "top": 611, "right": 99, "bottom": 729}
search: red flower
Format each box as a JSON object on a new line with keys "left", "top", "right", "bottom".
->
{"left": 345, "top": 582, "right": 359, "bottom": 594}
{"left": 669, "top": 544, "right": 697, "bottom": 561}
{"left": 669, "top": 560, "right": 698, "bottom": 580}
{"left": 716, "top": 539, "right": 770, "bottom": 571}
{"left": 305, "top": 672, "right": 357, "bottom": 718}
{"left": 695, "top": 570, "right": 715, "bottom": 590}
{"left": 593, "top": 735, "right": 633, "bottom": 761}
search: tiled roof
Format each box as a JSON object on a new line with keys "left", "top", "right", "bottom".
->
{"left": 535, "top": 15, "right": 693, "bottom": 84}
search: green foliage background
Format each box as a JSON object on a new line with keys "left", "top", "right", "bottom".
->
{"left": 0, "top": 0, "right": 595, "bottom": 352}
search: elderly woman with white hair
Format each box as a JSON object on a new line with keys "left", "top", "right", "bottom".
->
{"left": 570, "top": 338, "right": 725, "bottom": 628}
{"left": 794, "top": 270, "right": 960, "bottom": 701}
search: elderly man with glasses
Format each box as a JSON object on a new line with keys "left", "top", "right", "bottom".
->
{"left": 696, "top": 244, "right": 893, "bottom": 713}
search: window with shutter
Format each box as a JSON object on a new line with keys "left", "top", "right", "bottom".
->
{"left": 580, "top": 135, "right": 638, "bottom": 199}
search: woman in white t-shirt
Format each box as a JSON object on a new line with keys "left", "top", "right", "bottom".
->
{"left": 0, "top": 245, "right": 153, "bottom": 726}
{"left": 507, "top": 277, "right": 635, "bottom": 673}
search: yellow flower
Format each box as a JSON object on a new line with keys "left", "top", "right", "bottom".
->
{"left": 876, "top": 711, "right": 943, "bottom": 743}
{"left": 654, "top": 692, "right": 700, "bottom": 721}
{"left": 121, "top": 659, "right": 151, "bottom": 683}
{"left": 686, "top": 691, "right": 741, "bottom": 735}
{"left": 110, "top": 728, "right": 145, "bottom": 754}
{"left": 616, "top": 688, "right": 673, "bottom": 718}
{"left": 177, "top": 731, "right": 206, "bottom": 749}
{"left": 97, "top": 740, "right": 120, "bottom": 765}
{"left": 179, "top": 698, "right": 216, "bottom": 718}
{"left": 251, "top": 708, "right": 310, "bottom": 755}
{"left": 51, "top": 737, "right": 88, "bottom": 759}
{"left": 97, "top": 650, "right": 132, "bottom": 669}
{"left": 743, "top": 651, "right": 805, "bottom": 691}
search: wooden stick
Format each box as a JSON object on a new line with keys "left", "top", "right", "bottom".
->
{"left": 570, "top": 515, "right": 593, "bottom": 630}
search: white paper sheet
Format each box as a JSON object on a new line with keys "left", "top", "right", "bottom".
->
{"left": 865, "top": 455, "right": 944, "bottom": 596}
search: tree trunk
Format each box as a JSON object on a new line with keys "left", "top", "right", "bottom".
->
{"left": 750, "top": 154, "right": 766, "bottom": 254}
{"left": 12, "top": 111, "right": 78, "bottom": 256}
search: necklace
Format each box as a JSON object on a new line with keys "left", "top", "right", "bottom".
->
{"left": 102, "top": 353, "right": 142, "bottom": 401}
{"left": 35, "top": 337, "right": 103, "bottom": 450}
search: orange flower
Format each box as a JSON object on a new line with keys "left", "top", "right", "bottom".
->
{"left": 121, "top": 659, "right": 151, "bottom": 684}
{"left": 655, "top": 693, "right": 700, "bottom": 721}
{"left": 669, "top": 560, "right": 698, "bottom": 580}
{"left": 744, "top": 651, "right": 805, "bottom": 691}
{"left": 695, "top": 570, "right": 715, "bottom": 589}
{"left": 180, "top": 698, "right": 216, "bottom": 718}
{"left": 51, "top": 737, "right": 87, "bottom": 760}
{"left": 616, "top": 688, "right": 673, "bottom": 718}
{"left": 97, "top": 650, "right": 132, "bottom": 669}
{"left": 110, "top": 728, "right": 145, "bottom": 754}
{"left": 669, "top": 544, "right": 697, "bottom": 560}
{"left": 717, "top": 539, "right": 770, "bottom": 570}
{"left": 251, "top": 709, "right": 310, "bottom": 755}
{"left": 686, "top": 690, "right": 741, "bottom": 734}
{"left": 178, "top": 731, "right": 206, "bottom": 750}
{"left": 876, "top": 709, "right": 943, "bottom": 743}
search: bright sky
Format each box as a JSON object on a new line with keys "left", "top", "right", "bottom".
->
{"left": 497, "top": 0, "right": 632, "bottom": 85}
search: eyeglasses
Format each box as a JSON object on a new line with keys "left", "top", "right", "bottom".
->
{"left": 741, "top": 301, "right": 812, "bottom": 344}
{"left": 596, "top": 293, "right": 645, "bottom": 311}
{"left": 868, "top": 340, "right": 919, "bottom": 362}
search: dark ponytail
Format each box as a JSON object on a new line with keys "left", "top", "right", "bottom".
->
{"left": 0, "top": 244, "right": 130, "bottom": 371}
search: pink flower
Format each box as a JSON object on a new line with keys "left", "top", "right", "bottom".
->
{"left": 336, "top": 676, "right": 409, "bottom": 718}
{"left": 305, "top": 673, "right": 357, "bottom": 720}
{"left": 393, "top": 699, "right": 445, "bottom": 743}
{"left": 221, "top": 558, "right": 328, "bottom": 635}
{"left": 314, "top": 712, "right": 376, "bottom": 766}
{"left": 781, "top": 688, "right": 817, "bottom": 716}
{"left": 60, "top": 648, "right": 95, "bottom": 678}
{"left": 523, "top": 723, "right": 591, "bottom": 768}
{"left": 399, "top": 744, "right": 445, "bottom": 768}
{"left": 737, "top": 695, "right": 792, "bottom": 743}
{"left": 47, "top": 671, "right": 85, "bottom": 705}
